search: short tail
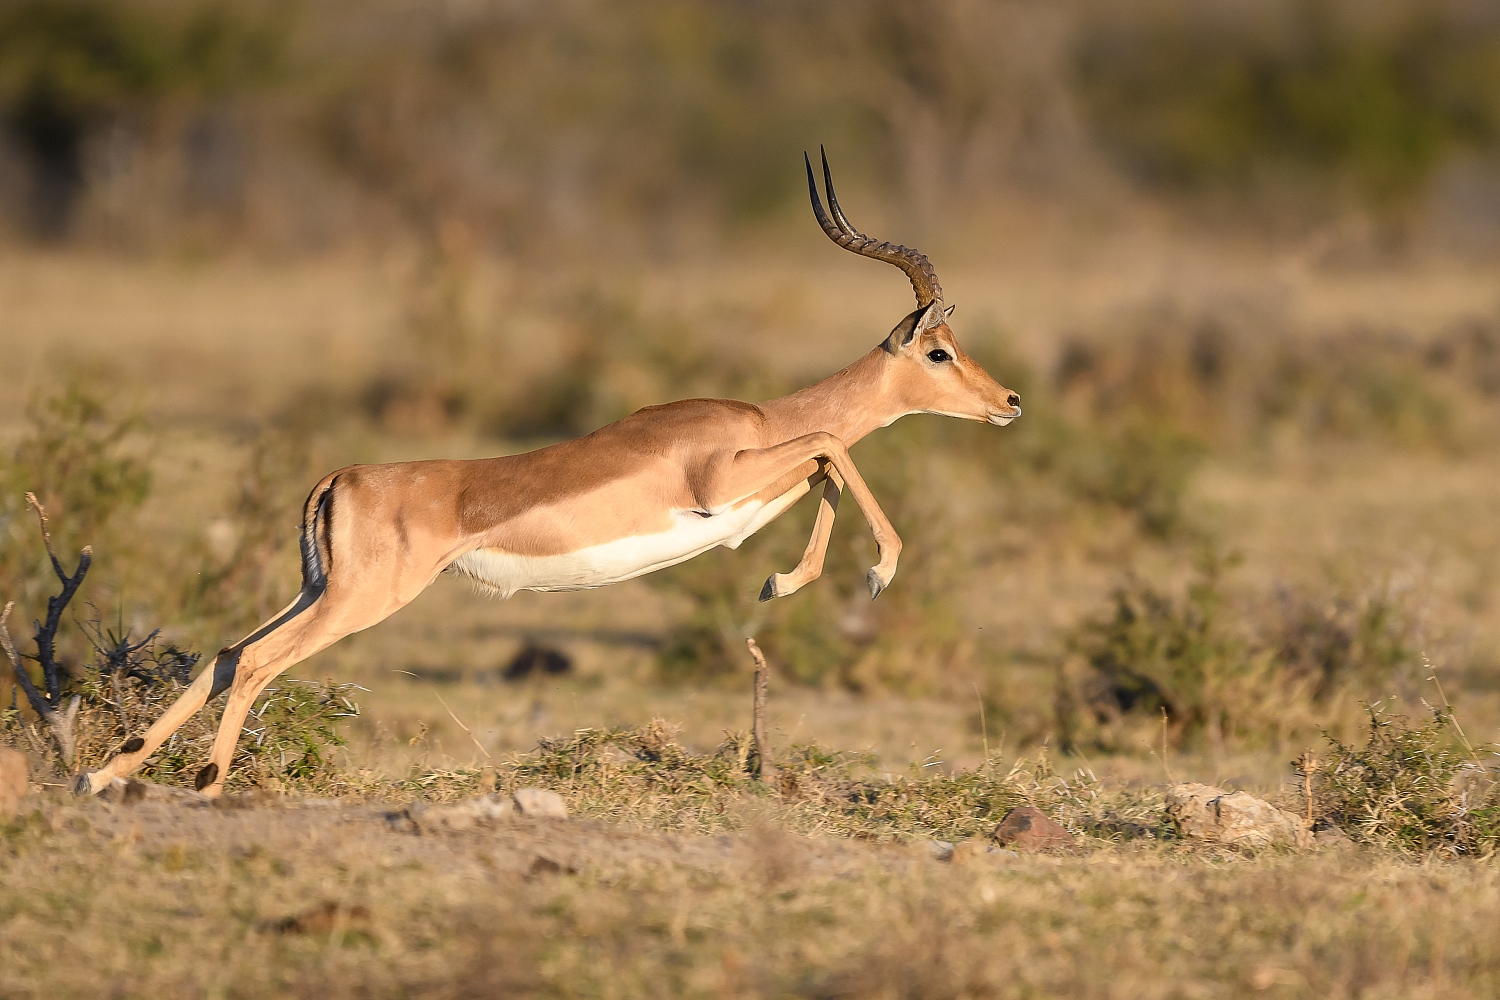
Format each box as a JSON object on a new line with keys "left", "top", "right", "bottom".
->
{"left": 299, "top": 473, "right": 340, "bottom": 595}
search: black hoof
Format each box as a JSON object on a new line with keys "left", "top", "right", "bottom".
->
{"left": 71, "top": 772, "right": 95, "bottom": 797}
{"left": 867, "top": 569, "right": 885, "bottom": 600}
{"left": 759, "top": 576, "right": 777, "bottom": 602}
{"left": 194, "top": 762, "right": 219, "bottom": 791}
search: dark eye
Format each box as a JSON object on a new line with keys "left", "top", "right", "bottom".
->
{"left": 927, "top": 349, "right": 952, "bottom": 363}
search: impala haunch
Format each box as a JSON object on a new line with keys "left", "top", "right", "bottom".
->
{"left": 76, "top": 149, "right": 1021, "bottom": 797}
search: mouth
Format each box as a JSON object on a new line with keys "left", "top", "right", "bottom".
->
{"left": 987, "top": 407, "right": 1021, "bottom": 426}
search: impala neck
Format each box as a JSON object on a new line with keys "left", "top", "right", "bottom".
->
{"left": 760, "top": 347, "right": 908, "bottom": 446}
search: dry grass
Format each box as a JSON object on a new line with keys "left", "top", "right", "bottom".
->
{"left": 6, "top": 5, "right": 1500, "bottom": 991}
{"left": 3, "top": 777, "right": 1500, "bottom": 999}
{"left": 3, "top": 230, "right": 1500, "bottom": 995}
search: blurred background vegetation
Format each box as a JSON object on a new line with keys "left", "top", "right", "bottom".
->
{"left": 3, "top": 0, "right": 1500, "bottom": 250}
{"left": 3, "top": 0, "right": 1500, "bottom": 784}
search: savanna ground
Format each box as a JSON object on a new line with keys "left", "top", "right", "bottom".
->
{"left": 5, "top": 1, "right": 1500, "bottom": 996}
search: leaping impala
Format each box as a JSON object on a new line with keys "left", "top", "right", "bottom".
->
{"left": 76, "top": 150, "right": 1021, "bottom": 797}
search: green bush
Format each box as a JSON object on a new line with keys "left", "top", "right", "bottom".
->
{"left": 1075, "top": 0, "right": 1500, "bottom": 205}
{"left": 1061, "top": 554, "right": 1426, "bottom": 751}
{"left": 0, "top": 383, "right": 151, "bottom": 560}
{"left": 1318, "top": 707, "right": 1500, "bottom": 855}
{"left": 0, "top": 383, "right": 151, "bottom": 674}
{"left": 0, "top": 0, "right": 286, "bottom": 233}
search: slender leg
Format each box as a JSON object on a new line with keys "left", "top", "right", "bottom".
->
{"left": 191, "top": 578, "right": 428, "bottom": 796}
{"left": 73, "top": 587, "right": 313, "bottom": 795}
{"left": 703, "top": 432, "right": 900, "bottom": 597}
{"left": 760, "top": 468, "right": 843, "bottom": 601}
{"left": 191, "top": 606, "right": 357, "bottom": 795}
{"left": 78, "top": 577, "right": 421, "bottom": 796}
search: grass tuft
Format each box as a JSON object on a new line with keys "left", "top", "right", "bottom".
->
{"left": 1319, "top": 706, "right": 1500, "bottom": 855}
{"left": 3, "top": 623, "right": 364, "bottom": 795}
{"left": 499, "top": 721, "right": 1167, "bottom": 845}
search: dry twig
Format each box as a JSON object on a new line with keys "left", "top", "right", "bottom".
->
{"left": 1, "top": 495, "right": 90, "bottom": 767}
{"left": 391, "top": 669, "right": 491, "bottom": 761}
{"left": 1294, "top": 750, "right": 1319, "bottom": 828}
{"left": 746, "top": 638, "right": 775, "bottom": 784}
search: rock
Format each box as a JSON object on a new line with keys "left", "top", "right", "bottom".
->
{"left": 0, "top": 747, "right": 28, "bottom": 820}
{"left": 993, "top": 806, "right": 1076, "bottom": 851}
{"left": 1165, "top": 782, "right": 1310, "bottom": 848}
{"left": 404, "top": 793, "right": 515, "bottom": 832}
{"left": 1312, "top": 821, "right": 1354, "bottom": 851}
{"left": 392, "top": 787, "right": 567, "bottom": 833}
{"left": 513, "top": 787, "right": 568, "bottom": 818}
{"left": 925, "top": 840, "right": 955, "bottom": 860}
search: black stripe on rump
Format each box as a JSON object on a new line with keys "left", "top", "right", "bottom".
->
{"left": 300, "top": 479, "right": 336, "bottom": 590}
{"left": 208, "top": 584, "right": 324, "bottom": 698}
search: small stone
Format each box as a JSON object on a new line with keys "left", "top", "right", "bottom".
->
{"left": 405, "top": 793, "right": 514, "bottom": 832}
{"left": 993, "top": 806, "right": 1076, "bottom": 851}
{"left": 1165, "top": 782, "right": 1310, "bottom": 848}
{"left": 924, "top": 840, "right": 955, "bottom": 861}
{"left": 512, "top": 787, "right": 568, "bottom": 818}
{"left": 0, "top": 747, "right": 28, "bottom": 820}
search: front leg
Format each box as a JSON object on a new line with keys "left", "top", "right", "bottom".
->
{"left": 760, "top": 467, "right": 843, "bottom": 601}
{"left": 700, "top": 432, "right": 900, "bottom": 598}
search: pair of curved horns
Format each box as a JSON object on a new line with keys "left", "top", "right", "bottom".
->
{"left": 805, "top": 147, "right": 943, "bottom": 310}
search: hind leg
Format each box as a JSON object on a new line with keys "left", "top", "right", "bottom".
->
{"left": 190, "top": 594, "right": 386, "bottom": 797}
{"left": 79, "top": 574, "right": 421, "bottom": 796}
{"left": 73, "top": 588, "right": 315, "bottom": 795}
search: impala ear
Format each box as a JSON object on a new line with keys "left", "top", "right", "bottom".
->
{"left": 883, "top": 302, "right": 945, "bottom": 354}
{"left": 943, "top": 303, "right": 955, "bottom": 319}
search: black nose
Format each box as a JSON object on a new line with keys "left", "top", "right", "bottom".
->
{"left": 1007, "top": 393, "right": 1020, "bottom": 407}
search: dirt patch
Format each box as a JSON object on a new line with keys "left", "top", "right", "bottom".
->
{"left": 5, "top": 789, "right": 1500, "bottom": 998}
{"left": 50, "top": 790, "right": 922, "bottom": 884}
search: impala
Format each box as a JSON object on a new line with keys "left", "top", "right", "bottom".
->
{"left": 76, "top": 150, "right": 1021, "bottom": 797}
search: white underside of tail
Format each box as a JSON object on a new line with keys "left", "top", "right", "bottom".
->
{"left": 451, "top": 486, "right": 807, "bottom": 598}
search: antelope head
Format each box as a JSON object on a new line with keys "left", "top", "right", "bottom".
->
{"left": 807, "top": 149, "right": 1022, "bottom": 428}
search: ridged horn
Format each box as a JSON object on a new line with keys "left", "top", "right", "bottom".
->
{"left": 805, "top": 146, "right": 943, "bottom": 309}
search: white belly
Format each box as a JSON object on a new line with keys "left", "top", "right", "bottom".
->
{"left": 449, "top": 487, "right": 806, "bottom": 598}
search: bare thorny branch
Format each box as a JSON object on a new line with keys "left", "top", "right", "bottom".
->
{"left": 0, "top": 493, "right": 91, "bottom": 767}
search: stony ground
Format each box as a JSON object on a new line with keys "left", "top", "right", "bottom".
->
{"left": 3, "top": 785, "right": 1500, "bottom": 999}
